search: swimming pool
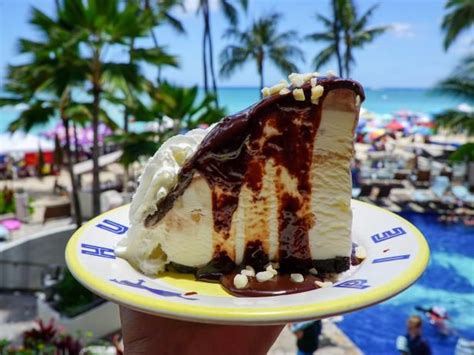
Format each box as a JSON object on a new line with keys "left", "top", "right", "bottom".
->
{"left": 339, "top": 213, "right": 474, "bottom": 355}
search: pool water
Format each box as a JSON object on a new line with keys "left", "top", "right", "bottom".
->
{"left": 339, "top": 213, "right": 474, "bottom": 355}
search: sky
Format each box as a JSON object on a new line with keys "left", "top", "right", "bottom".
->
{"left": 0, "top": 0, "right": 472, "bottom": 89}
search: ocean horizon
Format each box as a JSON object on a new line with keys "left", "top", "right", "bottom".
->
{"left": 0, "top": 87, "right": 466, "bottom": 134}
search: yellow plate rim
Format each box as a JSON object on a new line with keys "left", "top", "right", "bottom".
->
{"left": 66, "top": 200, "right": 430, "bottom": 324}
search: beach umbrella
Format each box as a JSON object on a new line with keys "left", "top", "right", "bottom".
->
{"left": 385, "top": 120, "right": 405, "bottom": 131}
{"left": 369, "top": 129, "right": 386, "bottom": 141}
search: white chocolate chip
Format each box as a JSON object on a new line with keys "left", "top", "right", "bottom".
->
{"left": 302, "top": 73, "right": 313, "bottom": 82}
{"left": 311, "top": 85, "right": 324, "bottom": 104}
{"left": 293, "top": 88, "right": 305, "bottom": 101}
{"left": 326, "top": 70, "right": 337, "bottom": 78}
{"left": 266, "top": 264, "right": 278, "bottom": 276}
{"left": 312, "top": 72, "right": 321, "bottom": 77}
{"left": 290, "top": 273, "right": 304, "bottom": 283}
{"left": 355, "top": 95, "right": 361, "bottom": 107}
{"left": 279, "top": 79, "right": 289, "bottom": 85}
{"left": 256, "top": 271, "right": 274, "bottom": 282}
{"left": 309, "top": 268, "right": 318, "bottom": 275}
{"left": 288, "top": 73, "right": 306, "bottom": 87}
{"left": 241, "top": 269, "right": 255, "bottom": 277}
{"left": 315, "top": 280, "right": 333, "bottom": 288}
{"left": 261, "top": 87, "right": 271, "bottom": 97}
{"left": 310, "top": 77, "right": 318, "bottom": 87}
{"left": 279, "top": 88, "right": 291, "bottom": 95}
{"left": 355, "top": 246, "right": 367, "bottom": 260}
{"left": 269, "top": 82, "right": 288, "bottom": 95}
{"left": 233, "top": 274, "right": 249, "bottom": 289}
{"left": 245, "top": 265, "right": 255, "bottom": 272}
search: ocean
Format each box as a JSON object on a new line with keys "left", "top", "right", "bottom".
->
{"left": 0, "top": 88, "right": 467, "bottom": 134}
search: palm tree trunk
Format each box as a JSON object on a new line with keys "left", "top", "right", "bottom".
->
{"left": 258, "top": 53, "right": 264, "bottom": 97}
{"left": 204, "top": 6, "right": 219, "bottom": 104}
{"left": 61, "top": 110, "right": 82, "bottom": 226}
{"left": 73, "top": 121, "right": 80, "bottom": 163}
{"left": 91, "top": 50, "right": 102, "bottom": 216}
{"left": 202, "top": 1, "right": 209, "bottom": 93}
{"left": 331, "top": 0, "right": 343, "bottom": 77}
{"left": 150, "top": 29, "right": 163, "bottom": 84}
{"left": 344, "top": 33, "right": 351, "bottom": 77}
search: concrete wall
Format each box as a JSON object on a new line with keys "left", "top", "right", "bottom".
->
{"left": 0, "top": 225, "right": 76, "bottom": 290}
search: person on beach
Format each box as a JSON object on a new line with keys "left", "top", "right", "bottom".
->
{"left": 290, "top": 320, "right": 322, "bottom": 355}
{"left": 396, "top": 315, "right": 432, "bottom": 355}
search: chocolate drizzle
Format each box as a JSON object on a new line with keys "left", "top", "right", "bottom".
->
{"left": 145, "top": 77, "right": 365, "bottom": 295}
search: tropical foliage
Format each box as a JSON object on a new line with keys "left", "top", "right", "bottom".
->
{"left": 306, "top": 0, "right": 388, "bottom": 77}
{"left": 435, "top": 0, "right": 474, "bottom": 163}
{"left": 220, "top": 13, "right": 304, "bottom": 93}
{"left": 441, "top": 0, "right": 474, "bottom": 50}
{"left": 110, "top": 81, "right": 226, "bottom": 168}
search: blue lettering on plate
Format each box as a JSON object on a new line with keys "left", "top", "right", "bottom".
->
{"left": 110, "top": 279, "right": 198, "bottom": 300}
{"left": 81, "top": 244, "right": 116, "bottom": 259}
{"left": 371, "top": 227, "right": 406, "bottom": 243}
{"left": 334, "top": 279, "right": 370, "bottom": 289}
{"left": 372, "top": 254, "right": 410, "bottom": 263}
{"left": 96, "top": 219, "right": 128, "bottom": 235}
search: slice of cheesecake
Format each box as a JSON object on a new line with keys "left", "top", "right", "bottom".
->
{"left": 117, "top": 72, "right": 364, "bottom": 287}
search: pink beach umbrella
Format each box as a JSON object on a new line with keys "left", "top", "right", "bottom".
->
{"left": 385, "top": 120, "right": 405, "bottom": 131}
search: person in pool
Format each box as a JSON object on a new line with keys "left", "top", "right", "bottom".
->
{"left": 396, "top": 315, "right": 432, "bottom": 355}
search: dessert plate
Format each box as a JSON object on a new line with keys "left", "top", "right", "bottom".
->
{"left": 66, "top": 200, "right": 429, "bottom": 325}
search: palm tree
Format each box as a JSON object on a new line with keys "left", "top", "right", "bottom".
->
{"left": 197, "top": 0, "right": 248, "bottom": 99}
{"left": 442, "top": 0, "right": 474, "bottom": 50}
{"left": 0, "top": 7, "right": 86, "bottom": 225}
{"left": 143, "top": 0, "right": 185, "bottom": 82}
{"left": 56, "top": 0, "right": 157, "bottom": 216}
{"left": 220, "top": 13, "right": 304, "bottom": 95}
{"left": 306, "top": 1, "right": 344, "bottom": 76}
{"left": 306, "top": 0, "right": 387, "bottom": 77}
{"left": 434, "top": 54, "right": 474, "bottom": 136}
{"left": 339, "top": 2, "right": 388, "bottom": 77}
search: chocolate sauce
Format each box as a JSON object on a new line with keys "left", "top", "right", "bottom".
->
{"left": 146, "top": 77, "right": 365, "bottom": 295}
{"left": 195, "top": 251, "right": 235, "bottom": 282}
{"left": 221, "top": 272, "right": 323, "bottom": 297}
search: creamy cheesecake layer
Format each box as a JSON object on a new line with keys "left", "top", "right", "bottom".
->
{"left": 118, "top": 77, "right": 363, "bottom": 276}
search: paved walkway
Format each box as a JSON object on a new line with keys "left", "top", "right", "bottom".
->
{"left": 0, "top": 292, "right": 37, "bottom": 342}
{"left": 269, "top": 319, "right": 362, "bottom": 355}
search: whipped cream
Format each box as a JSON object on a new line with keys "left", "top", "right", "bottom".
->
{"left": 129, "top": 126, "right": 213, "bottom": 224}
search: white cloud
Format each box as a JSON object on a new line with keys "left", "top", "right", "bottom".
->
{"left": 390, "top": 22, "right": 415, "bottom": 38}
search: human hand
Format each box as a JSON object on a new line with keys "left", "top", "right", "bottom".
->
{"left": 120, "top": 306, "right": 284, "bottom": 355}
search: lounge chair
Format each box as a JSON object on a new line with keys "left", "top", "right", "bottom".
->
{"left": 452, "top": 185, "right": 474, "bottom": 204}
{"left": 432, "top": 176, "right": 450, "bottom": 199}
{"left": 43, "top": 202, "right": 71, "bottom": 224}
{"left": 414, "top": 170, "right": 431, "bottom": 189}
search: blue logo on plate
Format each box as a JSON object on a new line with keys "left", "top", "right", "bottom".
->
{"left": 96, "top": 219, "right": 129, "bottom": 235}
{"left": 371, "top": 227, "right": 406, "bottom": 243}
{"left": 334, "top": 279, "right": 370, "bottom": 289}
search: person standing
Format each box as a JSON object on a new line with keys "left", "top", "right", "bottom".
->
{"left": 396, "top": 315, "right": 432, "bottom": 355}
{"left": 290, "top": 320, "right": 322, "bottom": 355}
